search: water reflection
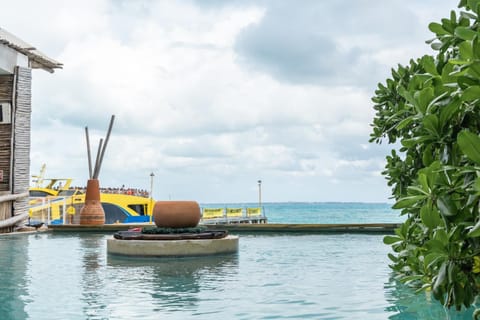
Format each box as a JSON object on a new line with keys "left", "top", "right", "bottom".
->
{"left": 107, "top": 253, "right": 239, "bottom": 313}
{"left": 0, "top": 235, "right": 29, "bottom": 320}
{"left": 384, "top": 276, "right": 475, "bottom": 320}
{"left": 81, "top": 235, "right": 107, "bottom": 319}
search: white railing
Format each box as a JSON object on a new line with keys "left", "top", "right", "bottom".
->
{"left": 200, "top": 206, "right": 267, "bottom": 224}
{"left": 29, "top": 196, "right": 72, "bottom": 224}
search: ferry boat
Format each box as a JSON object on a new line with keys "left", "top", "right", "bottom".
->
{"left": 29, "top": 166, "right": 267, "bottom": 225}
{"left": 29, "top": 178, "right": 154, "bottom": 225}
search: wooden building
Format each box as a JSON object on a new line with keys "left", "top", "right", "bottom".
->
{"left": 0, "top": 28, "right": 62, "bottom": 232}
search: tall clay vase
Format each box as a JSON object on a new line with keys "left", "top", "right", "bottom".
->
{"left": 79, "top": 179, "right": 105, "bottom": 225}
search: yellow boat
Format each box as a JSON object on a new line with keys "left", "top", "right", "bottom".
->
{"left": 29, "top": 178, "right": 73, "bottom": 197}
{"left": 29, "top": 177, "right": 154, "bottom": 225}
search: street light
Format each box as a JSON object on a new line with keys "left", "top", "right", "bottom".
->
{"left": 149, "top": 172, "right": 155, "bottom": 224}
{"left": 150, "top": 172, "right": 155, "bottom": 198}
{"left": 257, "top": 180, "right": 262, "bottom": 208}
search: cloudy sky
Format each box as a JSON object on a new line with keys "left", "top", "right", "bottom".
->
{"left": 1, "top": 0, "right": 457, "bottom": 203}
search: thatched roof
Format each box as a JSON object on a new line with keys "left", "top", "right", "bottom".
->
{"left": 0, "top": 27, "right": 62, "bottom": 73}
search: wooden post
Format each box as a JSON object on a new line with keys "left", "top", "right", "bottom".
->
{"left": 93, "top": 115, "right": 115, "bottom": 179}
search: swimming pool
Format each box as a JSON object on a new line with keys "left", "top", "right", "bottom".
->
{"left": 0, "top": 232, "right": 474, "bottom": 319}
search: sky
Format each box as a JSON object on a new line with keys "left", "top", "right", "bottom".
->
{"left": 0, "top": 0, "right": 458, "bottom": 203}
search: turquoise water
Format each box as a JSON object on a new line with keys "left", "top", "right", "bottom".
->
{"left": 0, "top": 203, "right": 471, "bottom": 319}
{"left": 0, "top": 231, "right": 475, "bottom": 319}
{"left": 201, "top": 202, "right": 405, "bottom": 224}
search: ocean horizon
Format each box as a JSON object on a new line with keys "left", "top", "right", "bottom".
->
{"left": 200, "top": 201, "right": 403, "bottom": 224}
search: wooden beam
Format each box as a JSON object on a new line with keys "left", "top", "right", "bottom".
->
{"left": 0, "top": 192, "right": 28, "bottom": 203}
{"left": 0, "top": 211, "right": 28, "bottom": 228}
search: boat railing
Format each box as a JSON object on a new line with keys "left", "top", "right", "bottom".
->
{"left": 29, "top": 196, "right": 74, "bottom": 225}
{"left": 200, "top": 206, "right": 267, "bottom": 224}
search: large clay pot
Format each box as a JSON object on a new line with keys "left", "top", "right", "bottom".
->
{"left": 79, "top": 179, "right": 105, "bottom": 225}
{"left": 153, "top": 201, "right": 200, "bottom": 228}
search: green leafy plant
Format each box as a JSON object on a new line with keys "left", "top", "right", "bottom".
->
{"left": 371, "top": 0, "right": 480, "bottom": 313}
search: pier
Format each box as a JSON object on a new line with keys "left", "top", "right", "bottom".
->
{"left": 48, "top": 223, "right": 400, "bottom": 234}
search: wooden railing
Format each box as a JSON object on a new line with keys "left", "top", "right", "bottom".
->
{"left": 0, "top": 192, "right": 29, "bottom": 232}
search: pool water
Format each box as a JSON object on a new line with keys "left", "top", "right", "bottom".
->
{"left": 0, "top": 232, "right": 474, "bottom": 319}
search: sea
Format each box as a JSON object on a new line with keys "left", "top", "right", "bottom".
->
{"left": 200, "top": 202, "right": 405, "bottom": 224}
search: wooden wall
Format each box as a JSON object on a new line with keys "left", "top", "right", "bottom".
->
{"left": 0, "top": 67, "right": 32, "bottom": 232}
{"left": 12, "top": 67, "right": 31, "bottom": 217}
{"left": 0, "top": 75, "right": 13, "bottom": 231}
{"left": 0, "top": 75, "right": 13, "bottom": 192}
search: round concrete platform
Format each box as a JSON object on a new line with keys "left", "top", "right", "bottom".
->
{"left": 107, "top": 235, "right": 239, "bottom": 257}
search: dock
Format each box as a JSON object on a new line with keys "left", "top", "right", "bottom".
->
{"left": 48, "top": 223, "right": 400, "bottom": 234}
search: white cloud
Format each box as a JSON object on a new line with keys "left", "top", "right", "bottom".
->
{"left": 1, "top": 0, "right": 458, "bottom": 202}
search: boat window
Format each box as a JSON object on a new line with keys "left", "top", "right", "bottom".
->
{"left": 57, "top": 189, "right": 82, "bottom": 196}
{"left": 102, "top": 203, "right": 129, "bottom": 224}
{"left": 128, "top": 204, "right": 146, "bottom": 215}
{"left": 29, "top": 190, "right": 55, "bottom": 197}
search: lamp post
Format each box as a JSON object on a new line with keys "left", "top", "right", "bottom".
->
{"left": 257, "top": 179, "right": 262, "bottom": 208}
{"left": 149, "top": 172, "right": 155, "bottom": 224}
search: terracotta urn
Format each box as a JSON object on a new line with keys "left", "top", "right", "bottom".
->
{"left": 79, "top": 179, "right": 105, "bottom": 225}
{"left": 153, "top": 201, "right": 200, "bottom": 228}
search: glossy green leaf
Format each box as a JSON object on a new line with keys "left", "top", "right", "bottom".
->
{"left": 392, "top": 195, "right": 427, "bottom": 209}
{"left": 433, "top": 261, "right": 448, "bottom": 293}
{"left": 469, "top": 61, "right": 480, "bottom": 78}
{"left": 424, "top": 161, "right": 442, "bottom": 186}
{"left": 431, "top": 42, "right": 443, "bottom": 51}
{"left": 458, "top": 75, "right": 479, "bottom": 89}
{"left": 448, "top": 261, "right": 456, "bottom": 283}
{"left": 426, "top": 239, "right": 448, "bottom": 253}
{"left": 421, "top": 56, "right": 439, "bottom": 75}
{"left": 453, "top": 282, "right": 464, "bottom": 311}
{"left": 415, "top": 87, "right": 434, "bottom": 114}
{"left": 400, "top": 275, "right": 424, "bottom": 284}
{"left": 429, "top": 22, "right": 450, "bottom": 35}
{"left": 459, "top": 41, "right": 474, "bottom": 60}
{"left": 407, "top": 186, "right": 429, "bottom": 196}
{"left": 474, "top": 177, "right": 480, "bottom": 193}
{"left": 467, "top": 219, "right": 480, "bottom": 237}
{"left": 464, "top": 282, "right": 474, "bottom": 308}
{"left": 449, "top": 59, "right": 469, "bottom": 65}
{"left": 437, "top": 196, "right": 458, "bottom": 216}
{"left": 422, "top": 146, "right": 434, "bottom": 166}
{"left": 434, "top": 228, "right": 449, "bottom": 244}
{"left": 458, "top": 130, "right": 480, "bottom": 164}
{"left": 441, "top": 18, "right": 454, "bottom": 33}
{"left": 387, "top": 253, "right": 398, "bottom": 263}
{"left": 439, "top": 99, "right": 460, "bottom": 128}
{"left": 398, "top": 87, "right": 417, "bottom": 109}
{"left": 468, "top": 0, "right": 480, "bottom": 14}
{"left": 423, "top": 114, "right": 439, "bottom": 137}
{"left": 474, "top": 37, "right": 480, "bottom": 59}
{"left": 424, "top": 252, "right": 444, "bottom": 269}
{"left": 418, "top": 173, "right": 429, "bottom": 192}
{"left": 426, "top": 91, "right": 448, "bottom": 113}
{"left": 421, "top": 205, "right": 442, "bottom": 229}
{"left": 383, "top": 235, "right": 403, "bottom": 245}
{"left": 441, "top": 62, "right": 455, "bottom": 83}
{"left": 449, "top": 65, "right": 469, "bottom": 77}
{"left": 396, "top": 116, "right": 414, "bottom": 130}
{"left": 450, "top": 10, "right": 457, "bottom": 23}
{"left": 461, "top": 85, "right": 480, "bottom": 101}
{"left": 455, "top": 26, "right": 477, "bottom": 40}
